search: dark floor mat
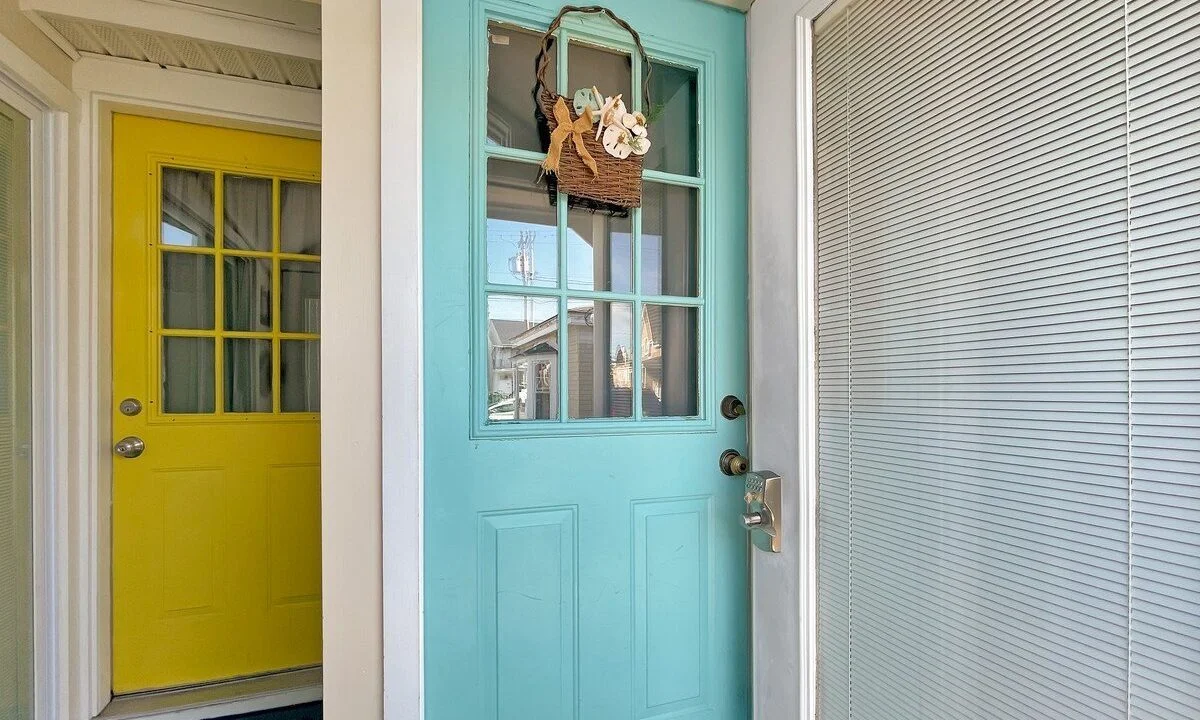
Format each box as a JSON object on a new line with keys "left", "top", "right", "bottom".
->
{"left": 217, "top": 702, "right": 321, "bottom": 720}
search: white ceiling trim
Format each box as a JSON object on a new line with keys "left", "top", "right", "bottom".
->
{"left": 40, "top": 13, "right": 321, "bottom": 88}
{"left": 20, "top": 0, "right": 320, "bottom": 60}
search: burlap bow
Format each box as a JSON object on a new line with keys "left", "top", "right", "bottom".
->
{"left": 541, "top": 96, "right": 598, "bottom": 178}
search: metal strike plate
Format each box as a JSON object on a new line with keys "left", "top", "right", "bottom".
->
{"left": 742, "top": 470, "right": 781, "bottom": 553}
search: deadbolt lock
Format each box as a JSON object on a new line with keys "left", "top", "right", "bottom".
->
{"left": 119, "top": 398, "right": 143, "bottom": 416}
{"left": 720, "top": 395, "right": 747, "bottom": 420}
{"left": 719, "top": 449, "right": 749, "bottom": 476}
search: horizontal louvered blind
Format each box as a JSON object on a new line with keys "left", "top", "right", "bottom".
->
{"left": 814, "top": 7, "right": 850, "bottom": 719}
{"left": 1128, "top": 0, "right": 1200, "bottom": 716}
{"left": 811, "top": 0, "right": 1178, "bottom": 717}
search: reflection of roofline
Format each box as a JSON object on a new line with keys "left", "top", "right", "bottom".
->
{"left": 508, "top": 306, "right": 593, "bottom": 346}
{"left": 510, "top": 316, "right": 556, "bottom": 346}
{"left": 513, "top": 341, "right": 557, "bottom": 358}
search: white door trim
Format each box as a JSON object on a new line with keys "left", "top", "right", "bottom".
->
{"left": 68, "top": 53, "right": 319, "bottom": 719}
{"left": 747, "top": 0, "right": 832, "bottom": 717}
{"left": 379, "top": 0, "right": 423, "bottom": 718}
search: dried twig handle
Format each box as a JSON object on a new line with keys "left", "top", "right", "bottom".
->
{"left": 534, "top": 5, "right": 653, "bottom": 111}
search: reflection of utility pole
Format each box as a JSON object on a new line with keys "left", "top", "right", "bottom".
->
{"left": 509, "top": 230, "right": 537, "bottom": 325}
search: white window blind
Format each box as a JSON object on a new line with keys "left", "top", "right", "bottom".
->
{"left": 1129, "top": 0, "right": 1200, "bottom": 716}
{"left": 814, "top": 0, "right": 1200, "bottom": 718}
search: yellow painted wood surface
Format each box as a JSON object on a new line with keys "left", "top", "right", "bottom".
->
{"left": 111, "top": 115, "right": 321, "bottom": 693}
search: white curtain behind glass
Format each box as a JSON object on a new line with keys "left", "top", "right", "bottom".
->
{"left": 223, "top": 177, "right": 273, "bottom": 411}
{"left": 160, "top": 170, "right": 216, "bottom": 412}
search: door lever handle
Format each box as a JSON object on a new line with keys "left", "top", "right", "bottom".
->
{"left": 742, "top": 470, "right": 781, "bottom": 553}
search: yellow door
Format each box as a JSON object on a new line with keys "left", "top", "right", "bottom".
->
{"left": 111, "top": 115, "right": 321, "bottom": 693}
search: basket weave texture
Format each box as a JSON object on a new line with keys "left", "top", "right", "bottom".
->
{"left": 535, "top": 5, "right": 651, "bottom": 210}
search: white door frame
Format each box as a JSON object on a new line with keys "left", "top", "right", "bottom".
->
{"left": 66, "top": 55, "right": 319, "bottom": 719}
{"left": 379, "top": 0, "right": 423, "bottom": 717}
{"left": 746, "top": 2, "right": 835, "bottom": 717}
{"left": 379, "top": 0, "right": 833, "bottom": 718}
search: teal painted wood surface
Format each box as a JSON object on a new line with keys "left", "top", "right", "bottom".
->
{"left": 423, "top": 1, "right": 749, "bottom": 717}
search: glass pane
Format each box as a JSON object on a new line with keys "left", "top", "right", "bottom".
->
{"left": 281, "top": 260, "right": 320, "bottom": 333}
{"left": 223, "top": 175, "right": 272, "bottom": 251}
{"left": 644, "top": 62, "right": 698, "bottom": 176}
{"left": 161, "top": 252, "right": 214, "bottom": 329}
{"left": 487, "top": 159, "right": 558, "bottom": 288}
{"left": 487, "top": 294, "right": 558, "bottom": 421}
{"left": 161, "top": 167, "right": 214, "bottom": 247}
{"left": 224, "top": 338, "right": 272, "bottom": 413}
{"left": 223, "top": 257, "right": 272, "bottom": 332}
{"left": 641, "top": 183, "right": 698, "bottom": 297}
{"left": 281, "top": 181, "right": 321, "bottom": 255}
{"left": 567, "top": 207, "right": 632, "bottom": 292}
{"left": 568, "top": 41, "right": 632, "bottom": 113}
{"left": 0, "top": 100, "right": 33, "bottom": 720}
{"left": 281, "top": 340, "right": 320, "bottom": 412}
{"left": 567, "top": 300, "right": 633, "bottom": 419}
{"left": 162, "top": 337, "right": 215, "bottom": 413}
{"left": 641, "top": 304, "right": 698, "bottom": 417}
{"left": 487, "top": 22, "right": 555, "bottom": 151}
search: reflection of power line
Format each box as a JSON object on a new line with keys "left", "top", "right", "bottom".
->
{"left": 506, "top": 231, "right": 541, "bottom": 326}
{"left": 508, "top": 230, "right": 537, "bottom": 285}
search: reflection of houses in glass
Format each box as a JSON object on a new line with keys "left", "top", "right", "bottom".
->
{"left": 487, "top": 309, "right": 562, "bottom": 420}
{"left": 641, "top": 306, "right": 663, "bottom": 415}
{"left": 489, "top": 303, "right": 696, "bottom": 421}
{"left": 641, "top": 304, "right": 698, "bottom": 417}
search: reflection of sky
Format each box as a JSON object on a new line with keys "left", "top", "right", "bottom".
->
{"left": 489, "top": 294, "right": 556, "bottom": 324}
{"left": 487, "top": 219, "right": 558, "bottom": 288}
{"left": 487, "top": 218, "right": 658, "bottom": 294}
{"left": 162, "top": 221, "right": 203, "bottom": 247}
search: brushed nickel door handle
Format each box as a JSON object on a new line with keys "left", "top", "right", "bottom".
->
{"left": 114, "top": 436, "right": 145, "bottom": 459}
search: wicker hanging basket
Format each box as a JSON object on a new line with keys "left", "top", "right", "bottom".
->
{"left": 535, "top": 5, "right": 652, "bottom": 212}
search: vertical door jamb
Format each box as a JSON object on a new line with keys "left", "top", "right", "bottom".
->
{"left": 747, "top": 1, "right": 832, "bottom": 717}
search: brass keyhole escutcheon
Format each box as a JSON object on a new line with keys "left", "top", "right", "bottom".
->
{"left": 720, "top": 449, "right": 749, "bottom": 476}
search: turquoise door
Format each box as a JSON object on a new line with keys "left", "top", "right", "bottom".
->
{"left": 423, "top": 1, "right": 749, "bottom": 717}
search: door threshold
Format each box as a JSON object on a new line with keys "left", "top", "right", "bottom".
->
{"left": 98, "top": 667, "right": 322, "bottom": 720}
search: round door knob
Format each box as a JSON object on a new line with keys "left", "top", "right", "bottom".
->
{"left": 114, "top": 436, "right": 145, "bottom": 459}
{"left": 720, "top": 449, "right": 749, "bottom": 476}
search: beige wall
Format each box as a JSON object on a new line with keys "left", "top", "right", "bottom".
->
{"left": 321, "top": 0, "right": 383, "bottom": 717}
{"left": 0, "top": 0, "right": 71, "bottom": 86}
